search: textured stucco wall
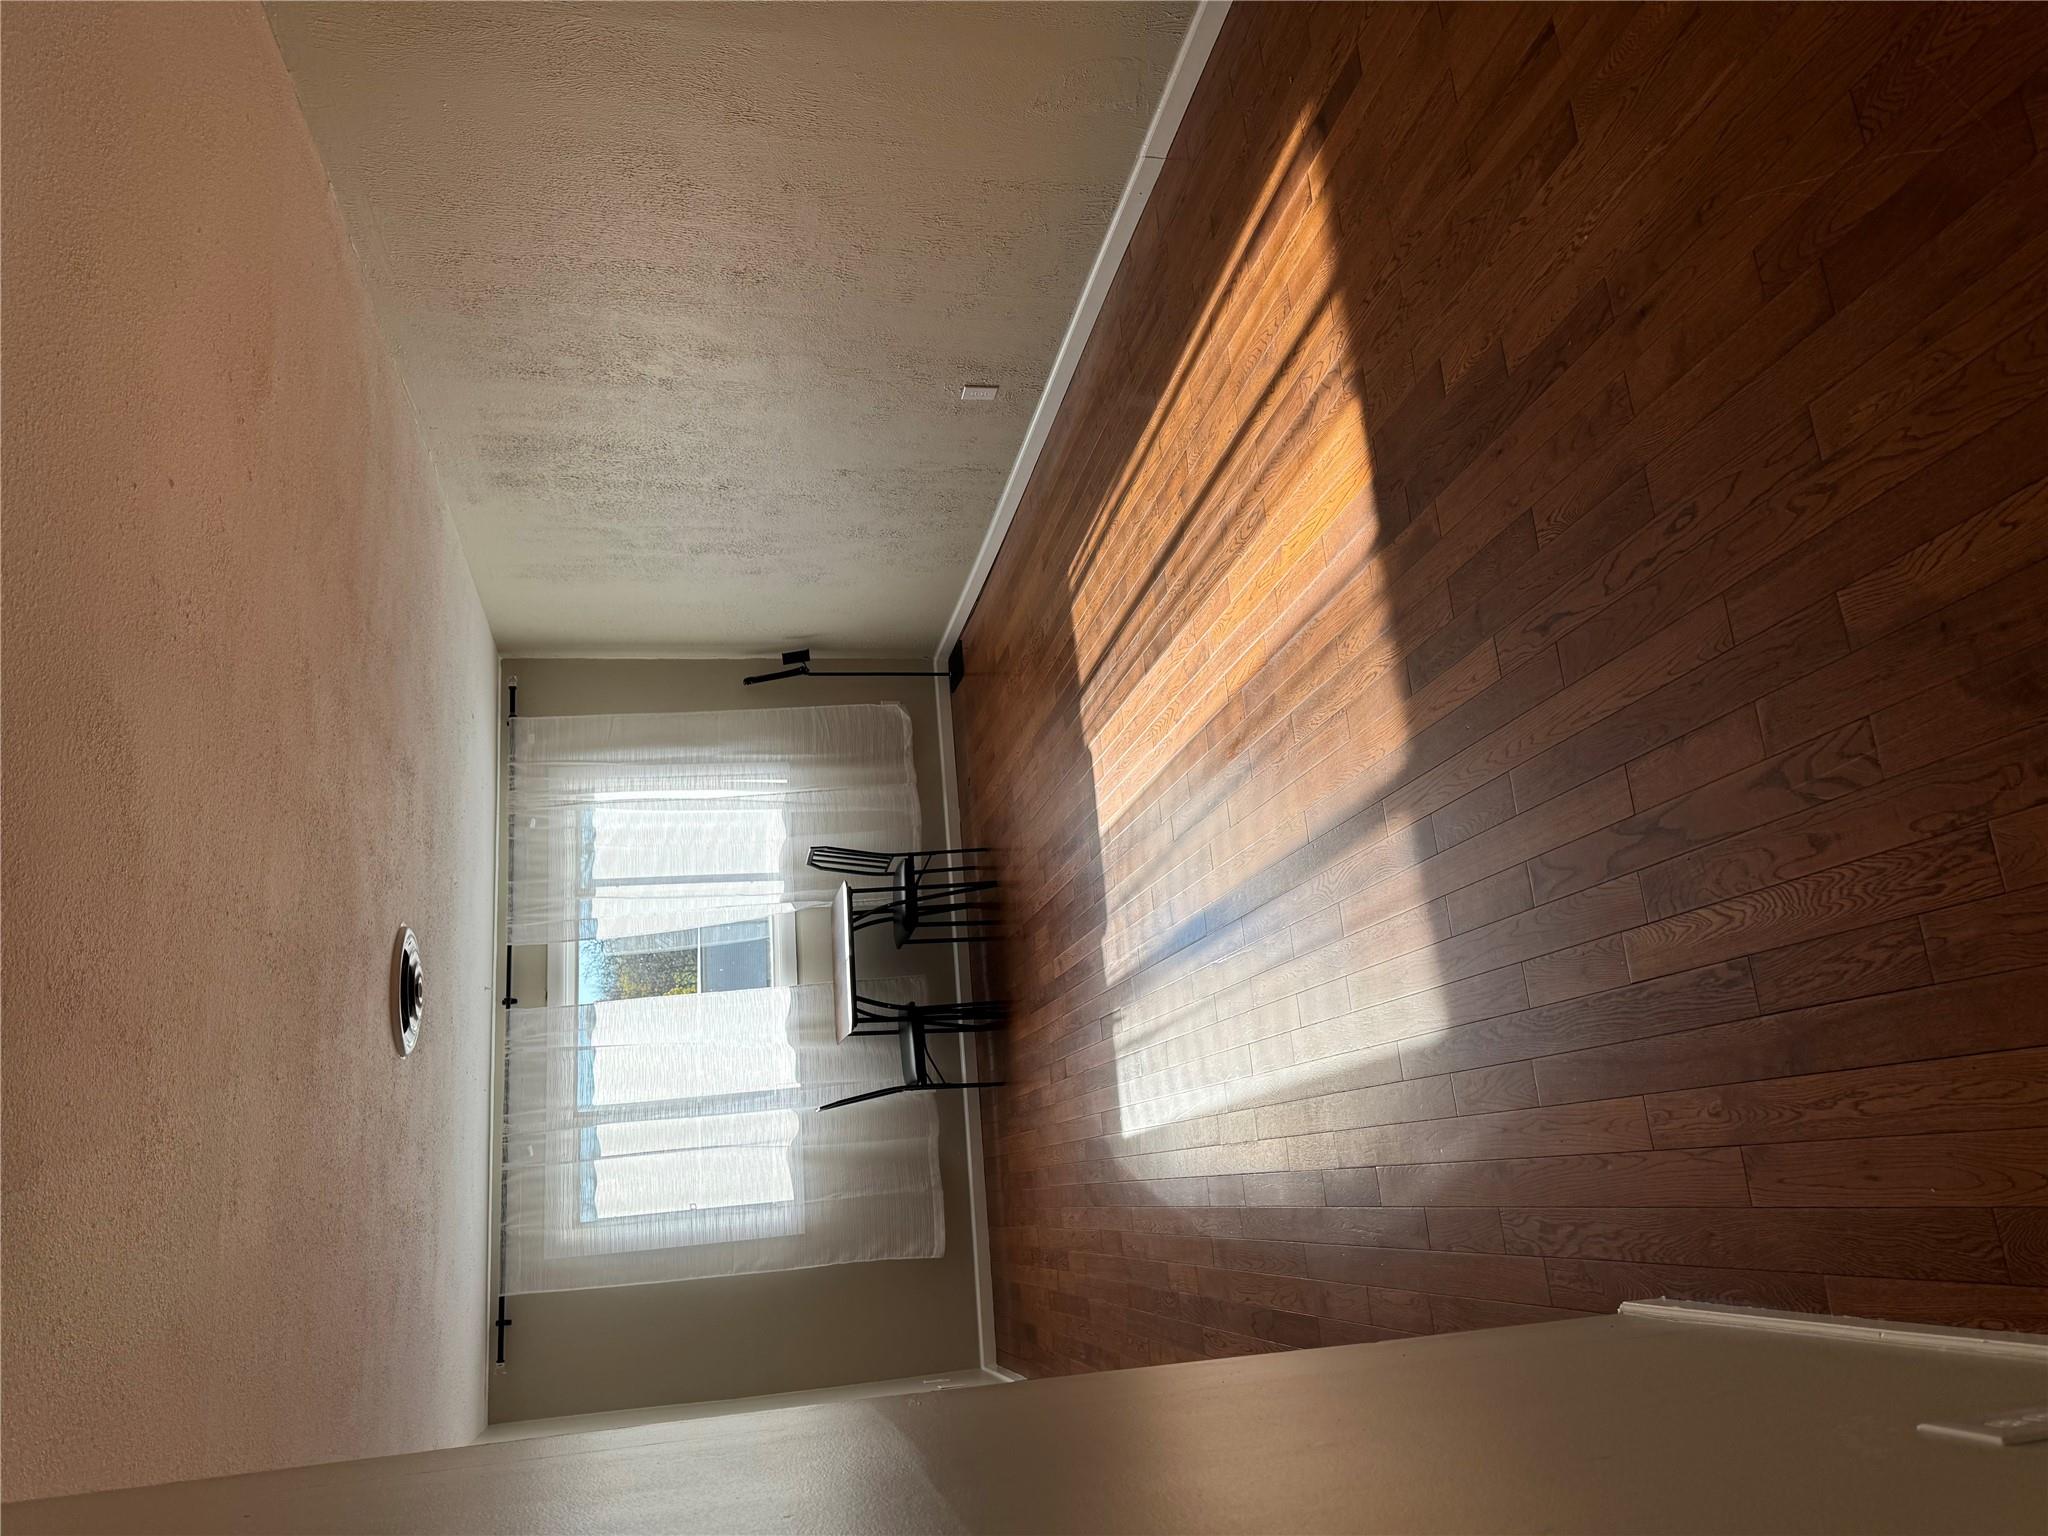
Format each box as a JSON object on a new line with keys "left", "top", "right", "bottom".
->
{"left": 264, "top": 3, "right": 1192, "bottom": 655}
{"left": 2, "top": 4, "right": 499, "bottom": 1501}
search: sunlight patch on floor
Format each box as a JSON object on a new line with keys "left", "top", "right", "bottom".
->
{"left": 1050, "top": 95, "right": 1464, "bottom": 1149}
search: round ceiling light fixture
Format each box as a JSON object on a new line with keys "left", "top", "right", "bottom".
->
{"left": 394, "top": 927, "right": 424, "bottom": 1057}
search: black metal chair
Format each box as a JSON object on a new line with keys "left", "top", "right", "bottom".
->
{"left": 814, "top": 842, "right": 1008, "bottom": 1111}
{"left": 809, "top": 844, "right": 1001, "bottom": 947}
{"left": 819, "top": 1009, "right": 1006, "bottom": 1112}
{"left": 844, "top": 992, "right": 1007, "bottom": 1035}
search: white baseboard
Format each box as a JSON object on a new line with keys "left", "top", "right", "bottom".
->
{"left": 1620, "top": 1299, "right": 2048, "bottom": 1360}
{"left": 931, "top": 675, "right": 1001, "bottom": 1374}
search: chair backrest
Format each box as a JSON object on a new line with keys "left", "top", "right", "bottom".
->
{"left": 807, "top": 845, "right": 898, "bottom": 876}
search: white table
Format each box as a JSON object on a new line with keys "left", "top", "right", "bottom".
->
{"left": 831, "top": 881, "right": 857, "bottom": 1042}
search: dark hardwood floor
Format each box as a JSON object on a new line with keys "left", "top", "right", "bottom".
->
{"left": 951, "top": 2, "right": 2048, "bottom": 1374}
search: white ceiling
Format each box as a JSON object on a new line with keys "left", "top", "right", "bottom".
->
{"left": 269, "top": 3, "right": 1191, "bottom": 655}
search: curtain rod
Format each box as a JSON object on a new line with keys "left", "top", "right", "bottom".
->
{"left": 495, "top": 674, "right": 517, "bottom": 1366}
{"left": 744, "top": 644, "right": 965, "bottom": 692}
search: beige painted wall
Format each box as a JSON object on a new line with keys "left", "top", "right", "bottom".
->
{"left": 11, "top": 1313, "right": 2045, "bottom": 1534}
{"left": 488, "top": 658, "right": 984, "bottom": 1422}
{"left": 2, "top": 4, "right": 499, "bottom": 1501}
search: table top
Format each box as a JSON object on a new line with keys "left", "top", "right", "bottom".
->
{"left": 831, "top": 881, "right": 855, "bottom": 1041}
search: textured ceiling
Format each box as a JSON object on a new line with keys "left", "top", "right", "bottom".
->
{"left": 268, "top": 3, "right": 1190, "bottom": 655}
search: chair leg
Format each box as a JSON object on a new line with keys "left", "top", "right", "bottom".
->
{"left": 818, "top": 1083, "right": 911, "bottom": 1111}
{"left": 914, "top": 881, "right": 1000, "bottom": 900}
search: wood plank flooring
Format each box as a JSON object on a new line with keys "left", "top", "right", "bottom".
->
{"left": 950, "top": 2, "right": 2048, "bottom": 1375}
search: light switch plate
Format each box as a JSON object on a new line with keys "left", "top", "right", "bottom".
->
{"left": 1917, "top": 1405, "right": 2048, "bottom": 1447}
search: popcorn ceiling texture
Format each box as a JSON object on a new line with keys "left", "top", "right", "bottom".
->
{"left": 2, "top": 5, "right": 498, "bottom": 1500}
{"left": 265, "top": 2, "right": 1191, "bottom": 655}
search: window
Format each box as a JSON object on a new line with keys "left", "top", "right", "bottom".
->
{"left": 572, "top": 798, "right": 789, "bottom": 946}
{"left": 499, "top": 701, "right": 939, "bottom": 1293}
{"left": 541, "top": 806, "right": 804, "bottom": 1246}
{"left": 576, "top": 919, "right": 775, "bottom": 1005}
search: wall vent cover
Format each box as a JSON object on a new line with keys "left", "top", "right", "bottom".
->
{"left": 394, "top": 926, "right": 423, "bottom": 1056}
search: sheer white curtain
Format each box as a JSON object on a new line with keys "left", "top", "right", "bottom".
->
{"left": 500, "top": 703, "right": 941, "bottom": 1293}
{"left": 508, "top": 703, "right": 922, "bottom": 944}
